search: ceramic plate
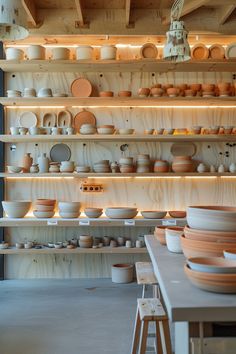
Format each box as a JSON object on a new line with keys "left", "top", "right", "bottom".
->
{"left": 50, "top": 143, "right": 71, "bottom": 162}
{"left": 191, "top": 43, "right": 209, "bottom": 60}
{"left": 140, "top": 43, "right": 158, "bottom": 59}
{"left": 187, "top": 257, "right": 236, "bottom": 274}
{"left": 18, "top": 111, "right": 38, "bottom": 128}
{"left": 226, "top": 43, "right": 236, "bottom": 59}
{"left": 209, "top": 44, "right": 225, "bottom": 59}
{"left": 71, "top": 78, "right": 93, "bottom": 97}
{"left": 170, "top": 142, "right": 197, "bottom": 157}
{"left": 73, "top": 110, "right": 96, "bottom": 133}
{"left": 42, "top": 112, "right": 57, "bottom": 127}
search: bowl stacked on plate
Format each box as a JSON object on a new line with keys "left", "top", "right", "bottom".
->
{"left": 185, "top": 257, "right": 236, "bottom": 293}
{"left": 33, "top": 199, "right": 56, "bottom": 218}
{"left": 182, "top": 206, "right": 236, "bottom": 258}
{"left": 58, "top": 202, "right": 81, "bottom": 219}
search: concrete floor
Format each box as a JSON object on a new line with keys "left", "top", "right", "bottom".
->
{"left": 0, "top": 279, "right": 158, "bottom": 354}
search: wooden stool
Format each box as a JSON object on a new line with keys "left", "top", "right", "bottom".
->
{"left": 131, "top": 298, "right": 172, "bottom": 354}
{"left": 135, "top": 262, "right": 160, "bottom": 298}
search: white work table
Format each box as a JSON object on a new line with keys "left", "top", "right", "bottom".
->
{"left": 145, "top": 235, "right": 236, "bottom": 354}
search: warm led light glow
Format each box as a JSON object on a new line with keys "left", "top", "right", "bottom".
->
{"left": 220, "top": 176, "right": 236, "bottom": 179}
{"left": 6, "top": 106, "right": 66, "bottom": 109}
{"left": 87, "top": 176, "right": 133, "bottom": 179}
{"left": 135, "top": 176, "right": 181, "bottom": 179}
{"left": 184, "top": 176, "right": 218, "bottom": 179}
{"left": 6, "top": 177, "right": 74, "bottom": 180}
{"left": 71, "top": 105, "right": 236, "bottom": 109}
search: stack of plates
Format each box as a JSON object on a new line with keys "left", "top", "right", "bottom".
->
{"left": 119, "top": 157, "right": 134, "bottom": 173}
{"left": 185, "top": 257, "right": 236, "bottom": 293}
{"left": 80, "top": 123, "right": 97, "bottom": 135}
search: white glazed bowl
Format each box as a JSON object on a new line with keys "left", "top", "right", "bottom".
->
{"left": 2, "top": 201, "right": 31, "bottom": 218}
{"left": 97, "top": 127, "right": 115, "bottom": 135}
{"left": 105, "top": 207, "right": 138, "bottom": 219}
{"left": 165, "top": 227, "right": 184, "bottom": 253}
{"left": 187, "top": 206, "right": 236, "bottom": 231}
{"left": 7, "top": 165, "right": 23, "bottom": 173}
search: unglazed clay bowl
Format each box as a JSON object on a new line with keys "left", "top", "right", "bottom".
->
{"left": 201, "top": 84, "right": 215, "bottom": 92}
{"left": 33, "top": 210, "right": 55, "bottom": 218}
{"left": 35, "top": 199, "right": 56, "bottom": 206}
{"left": 168, "top": 210, "right": 186, "bottom": 218}
{"left": 217, "top": 82, "right": 231, "bottom": 91}
{"left": 150, "top": 87, "right": 164, "bottom": 97}
{"left": 167, "top": 87, "right": 179, "bottom": 97}
{"left": 154, "top": 226, "right": 168, "bottom": 245}
{"left": 187, "top": 257, "right": 236, "bottom": 274}
{"left": 58, "top": 202, "right": 81, "bottom": 212}
{"left": 141, "top": 211, "right": 167, "bottom": 219}
{"left": 84, "top": 208, "right": 103, "bottom": 218}
{"left": 2, "top": 201, "right": 31, "bottom": 218}
{"left": 187, "top": 206, "right": 236, "bottom": 231}
{"left": 59, "top": 211, "right": 80, "bottom": 219}
{"left": 118, "top": 91, "right": 132, "bottom": 97}
{"left": 184, "top": 226, "right": 236, "bottom": 243}
{"left": 105, "top": 207, "right": 138, "bottom": 219}
{"left": 165, "top": 227, "right": 184, "bottom": 253}
{"left": 97, "top": 127, "right": 115, "bottom": 135}
{"left": 34, "top": 204, "right": 54, "bottom": 212}
{"left": 99, "top": 91, "right": 114, "bottom": 97}
{"left": 118, "top": 128, "right": 134, "bottom": 135}
{"left": 138, "top": 88, "right": 150, "bottom": 97}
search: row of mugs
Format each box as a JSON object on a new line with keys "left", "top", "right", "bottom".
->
{"left": 10, "top": 126, "right": 74, "bottom": 135}
{"left": 5, "top": 45, "right": 117, "bottom": 61}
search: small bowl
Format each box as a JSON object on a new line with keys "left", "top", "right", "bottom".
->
{"left": 54, "top": 242, "right": 63, "bottom": 249}
{"left": 167, "top": 87, "right": 179, "bottom": 97}
{"left": 118, "top": 91, "right": 132, "bottom": 97}
{"left": 99, "top": 91, "right": 114, "bottom": 97}
{"left": 168, "top": 210, "right": 186, "bottom": 218}
{"left": 84, "top": 208, "right": 103, "bottom": 218}
{"left": 141, "top": 211, "right": 167, "bottom": 219}
{"left": 33, "top": 210, "right": 55, "bottom": 218}
{"left": 150, "top": 87, "right": 164, "bottom": 97}
{"left": 0, "top": 242, "right": 9, "bottom": 249}
{"left": 138, "top": 88, "right": 150, "bottom": 97}
{"left": 118, "top": 128, "right": 134, "bottom": 135}
{"left": 144, "top": 129, "right": 155, "bottom": 135}
{"left": 97, "top": 127, "right": 115, "bottom": 135}
{"left": 7, "top": 166, "right": 23, "bottom": 173}
{"left": 59, "top": 211, "right": 80, "bottom": 219}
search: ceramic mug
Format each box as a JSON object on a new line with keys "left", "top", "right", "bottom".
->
{"left": 10, "top": 127, "right": 20, "bottom": 135}
{"left": 19, "top": 127, "right": 28, "bottom": 135}
{"left": 125, "top": 240, "right": 132, "bottom": 248}
{"left": 29, "top": 127, "right": 40, "bottom": 135}
{"left": 27, "top": 45, "right": 45, "bottom": 60}
{"left": 51, "top": 127, "right": 62, "bottom": 135}
{"left": 66, "top": 127, "right": 74, "bottom": 135}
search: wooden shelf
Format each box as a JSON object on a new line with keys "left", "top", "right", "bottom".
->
{"left": 0, "top": 59, "right": 236, "bottom": 73}
{"left": 1, "top": 134, "right": 236, "bottom": 143}
{"left": 1, "top": 97, "right": 236, "bottom": 107}
{"left": 2, "top": 172, "right": 236, "bottom": 178}
{"left": 0, "top": 246, "right": 148, "bottom": 255}
{"left": 0, "top": 217, "right": 186, "bottom": 227}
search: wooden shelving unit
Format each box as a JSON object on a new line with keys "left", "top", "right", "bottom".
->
{"left": 1, "top": 96, "right": 236, "bottom": 107}
{"left": 0, "top": 217, "right": 186, "bottom": 227}
{"left": 1, "top": 134, "right": 236, "bottom": 143}
{"left": 0, "top": 59, "right": 236, "bottom": 73}
{"left": 0, "top": 246, "right": 148, "bottom": 255}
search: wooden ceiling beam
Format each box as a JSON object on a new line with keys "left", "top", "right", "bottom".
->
{"left": 163, "top": 0, "right": 211, "bottom": 24}
{"left": 125, "top": 0, "right": 133, "bottom": 28}
{"left": 21, "top": 0, "right": 37, "bottom": 27}
{"left": 218, "top": 4, "right": 236, "bottom": 25}
{"left": 74, "top": 0, "right": 89, "bottom": 28}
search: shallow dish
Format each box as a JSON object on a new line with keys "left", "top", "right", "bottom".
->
{"left": 184, "top": 226, "right": 236, "bottom": 243}
{"left": 191, "top": 43, "right": 209, "bottom": 60}
{"left": 73, "top": 111, "right": 96, "bottom": 133}
{"left": 71, "top": 78, "right": 92, "bottom": 97}
{"left": 168, "top": 210, "right": 186, "bottom": 218}
{"left": 105, "top": 207, "right": 138, "bottom": 219}
{"left": 141, "top": 211, "right": 167, "bottom": 219}
{"left": 18, "top": 111, "right": 37, "bottom": 128}
{"left": 50, "top": 143, "right": 71, "bottom": 162}
{"left": 59, "top": 211, "right": 80, "bottom": 219}
{"left": 187, "top": 257, "right": 236, "bottom": 274}
{"left": 84, "top": 208, "right": 103, "bottom": 218}
{"left": 140, "top": 43, "right": 158, "bottom": 59}
{"left": 225, "top": 43, "right": 236, "bottom": 59}
{"left": 118, "top": 128, "right": 134, "bottom": 135}
{"left": 7, "top": 165, "right": 23, "bottom": 173}
{"left": 209, "top": 44, "right": 225, "bottom": 59}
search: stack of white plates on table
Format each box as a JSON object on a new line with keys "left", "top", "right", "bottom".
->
{"left": 182, "top": 206, "right": 236, "bottom": 258}
{"left": 93, "top": 160, "right": 111, "bottom": 173}
{"left": 80, "top": 124, "right": 97, "bottom": 135}
{"left": 136, "top": 154, "right": 151, "bottom": 173}
{"left": 185, "top": 257, "right": 236, "bottom": 293}
{"left": 119, "top": 157, "right": 134, "bottom": 173}
{"left": 58, "top": 202, "right": 81, "bottom": 219}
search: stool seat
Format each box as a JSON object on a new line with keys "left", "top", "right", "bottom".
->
{"left": 131, "top": 298, "right": 172, "bottom": 354}
{"left": 135, "top": 262, "right": 159, "bottom": 298}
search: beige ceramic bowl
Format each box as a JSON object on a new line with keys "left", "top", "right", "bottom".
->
{"left": 118, "top": 128, "right": 134, "bottom": 135}
{"left": 105, "top": 207, "right": 138, "bottom": 219}
{"left": 99, "top": 91, "right": 114, "bottom": 97}
{"left": 58, "top": 202, "right": 80, "bottom": 212}
{"left": 84, "top": 208, "right": 103, "bottom": 218}
{"left": 138, "top": 88, "right": 150, "bottom": 97}
{"left": 141, "top": 211, "right": 167, "bottom": 219}
{"left": 118, "top": 91, "right": 132, "bottom": 97}
{"left": 97, "top": 127, "right": 115, "bottom": 135}
{"left": 33, "top": 210, "right": 55, "bottom": 218}
{"left": 59, "top": 211, "right": 80, "bottom": 219}
{"left": 2, "top": 201, "right": 31, "bottom": 218}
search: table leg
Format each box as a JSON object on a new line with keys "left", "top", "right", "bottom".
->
{"left": 175, "top": 322, "right": 189, "bottom": 354}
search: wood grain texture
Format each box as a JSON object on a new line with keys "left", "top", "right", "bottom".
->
{"left": 3, "top": 70, "right": 236, "bottom": 279}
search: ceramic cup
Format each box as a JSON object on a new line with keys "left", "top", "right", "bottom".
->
{"left": 76, "top": 45, "right": 93, "bottom": 60}
{"left": 51, "top": 47, "right": 70, "bottom": 60}
{"left": 125, "top": 240, "right": 132, "bottom": 248}
{"left": 27, "top": 45, "right": 45, "bottom": 60}
{"left": 51, "top": 127, "right": 62, "bottom": 135}
{"left": 66, "top": 127, "right": 75, "bottom": 135}
{"left": 10, "top": 127, "right": 20, "bottom": 135}
{"left": 29, "top": 127, "right": 40, "bottom": 135}
{"left": 19, "top": 127, "right": 28, "bottom": 135}
{"left": 37, "top": 88, "right": 52, "bottom": 97}
{"left": 6, "top": 47, "right": 24, "bottom": 60}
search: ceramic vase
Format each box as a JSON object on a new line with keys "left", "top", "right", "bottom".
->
{"left": 229, "top": 163, "right": 236, "bottom": 173}
{"left": 38, "top": 153, "right": 49, "bottom": 173}
{"left": 22, "top": 153, "right": 33, "bottom": 172}
{"left": 197, "top": 163, "right": 207, "bottom": 173}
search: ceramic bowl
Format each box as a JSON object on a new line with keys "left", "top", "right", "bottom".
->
{"left": 184, "top": 264, "right": 236, "bottom": 293}
{"left": 150, "top": 87, "right": 164, "bottom": 97}
{"left": 7, "top": 165, "right": 23, "bottom": 173}
{"left": 154, "top": 226, "right": 168, "bottom": 245}
{"left": 59, "top": 211, "right": 80, "bottom": 219}
{"left": 223, "top": 249, "right": 236, "bottom": 260}
{"left": 33, "top": 210, "right": 55, "bottom": 218}
{"left": 144, "top": 129, "right": 155, "bottom": 135}
{"left": 0, "top": 242, "right": 9, "bottom": 249}
{"left": 187, "top": 257, "right": 236, "bottom": 274}
{"left": 138, "top": 88, "right": 150, "bottom": 97}
{"left": 167, "top": 87, "right": 179, "bottom": 97}
{"left": 165, "top": 227, "right": 184, "bottom": 253}
{"left": 118, "top": 128, "right": 134, "bottom": 135}
{"left": 99, "top": 91, "right": 114, "bottom": 97}
{"left": 181, "top": 235, "right": 236, "bottom": 258}
{"left": 141, "top": 211, "right": 167, "bottom": 219}
{"left": 58, "top": 202, "right": 81, "bottom": 212}
{"left": 187, "top": 206, "right": 236, "bottom": 231}
{"left": 119, "top": 157, "right": 133, "bottom": 165}
{"left": 2, "top": 201, "right": 31, "bottom": 218}
{"left": 105, "top": 207, "right": 138, "bottom": 219}
{"left": 168, "top": 210, "right": 186, "bottom": 218}
{"left": 97, "top": 127, "right": 115, "bottom": 135}
{"left": 76, "top": 165, "right": 91, "bottom": 173}
{"left": 36, "top": 199, "right": 56, "bottom": 206}
{"left": 184, "top": 226, "right": 236, "bottom": 243}
{"left": 35, "top": 204, "right": 54, "bottom": 212}
{"left": 201, "top": 84, "right": 215, "bottom": 92}
{"left": 118, "top": 91, "right": 132, "bottom": 97}
{"left": 84, "top": 208, "right": 103, "bottom": 218}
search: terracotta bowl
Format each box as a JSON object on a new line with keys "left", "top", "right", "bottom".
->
{"left": 201, "top": 84, "right": 215, "bottom": 92}
{"left": 217, "top": 82, "right": 231, "bottom": 91}
{"left": 36, "top": 199, "right": 56, "bottom": 206}
{"left": 99, "top": 91, "right": 114, "bottom": 97}
{"left": 167, "top": 87, "right": 179, "bottom": 97}
{"left": 184, "top": 226, "right": 236, "bottom": 243}
{"left": 118, "top": 91, "right": 132, "bottom": 97}
{"left": 181, "top": 235, "right": 236, "bottom": 258}
{"left": 189, "top": 84, "right": 201, "bottom": 91}
{"left": 154, "top": 226, "right": 168, "bottom": 245}
{"left": 150, "top": 87, "right": 164, "bottom": 96}
{"left": 168, "top": 210, "right": 186, "bottom": 218}
{"left": 184, "top": 89, "right": 196, "bottom": 97}
{"left": 141, "top": 211, "right": 167, "bottom": 219}
{"left": 184, "top": 264, "right": 236, "bottom": 293}
{"left": 138, "top": 88, "right": 150, "bottom": 97}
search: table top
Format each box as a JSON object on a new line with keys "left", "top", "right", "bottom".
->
{"left": 145, "top": 235, "right": 236, "bottom": 322}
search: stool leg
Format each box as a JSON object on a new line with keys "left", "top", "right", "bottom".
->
{"left": 138, "top": 320, "right": 149, "bottom": 354}
{"left": 155, "top": 320, "right": 163, "bottom": 354}
{"left": 142, "top": 284, "right": 146, "bottom": 298}
{"left": 131, "top": 306, "right": 141, "bottom": 354}
{"left": 159, "top": 320, "right": 172, "bottom": 354}
{"left": 153, "top": 284, "right": 160, "bottom": 299}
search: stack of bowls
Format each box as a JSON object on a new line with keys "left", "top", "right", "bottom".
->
{"left": 80, "top": 124, "right": 97, "bottom": 135}
{"left": 105, "top": 207, "right": 138, "bottom": 219}
{"left": 185, "top": 257, "right": 236, "bottom": 293}
{"left": 172, "top": 156, "right": 194, "bottom": 173}
{"left": 58, "top": 202, "right": 81, "bottom": 218}
{"left": 119, "top": 157, "right": 134, "bottom": 173}
{"left": 60, "top": 161, "right": 75, "bottom": 173}
{"left": 7, "top": 90, "right": 21, "bottom": 98}
{"left": 84, "top": 208, "right": 103, "bottom": 218}
{"left": 97, "top": 125, "right": 115, "bottom": 135}
{"left": 136, "top": 154, "right": 151, "bottom": 173}
{"left": 23, "top": 88, "right": 36, "bottom": 97}
{"left": 33, "top": 199, "right": 56, "bottom": 218}
{"left": 182, "top": 206, "right": 236, "bottom": 258}
{"left": 93, "top": 160, "right": 111, "bottom": 173}
{"left": 2, "top": 200, "right": 31, "bottom": 218}
{"left": 76, "top": 165, "right": 91, "bottom": 173}
{"left": 79, "top": 235, "right": 93, "bottom": 248}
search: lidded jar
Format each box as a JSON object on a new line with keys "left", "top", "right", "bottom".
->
{"left": 172, "top": 156, "right": 194, "bottom": 173}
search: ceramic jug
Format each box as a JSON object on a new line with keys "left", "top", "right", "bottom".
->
{"left": 22, "top": 153, "right": 33, "bottom": 172}
{"left": 38, "top": 153, "right": 49, "bottom": 173}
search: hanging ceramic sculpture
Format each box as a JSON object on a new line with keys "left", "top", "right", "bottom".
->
{"left": 163, "top": 0, "right": 190, "bottom": 62}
